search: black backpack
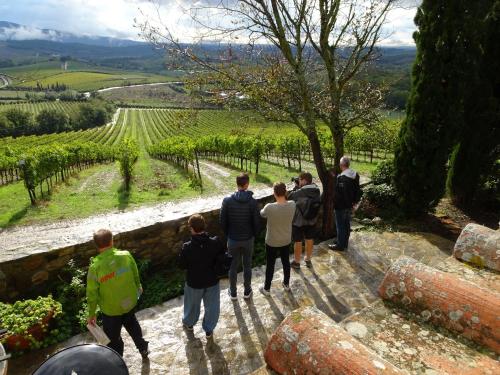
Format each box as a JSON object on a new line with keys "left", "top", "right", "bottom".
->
{"left": 302, "top": 194, "right": 322, "bottom": 220}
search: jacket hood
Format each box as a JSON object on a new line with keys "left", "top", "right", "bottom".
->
{"left": 301, "top": 183, "right": 320, "bottom": 198}
{"left": 191, "top": 232, "right": 210, "bottom": 245}
{"left": 340, "top": 168, "right": 357, "bottom": 179}
{"left": 232, "top": 190, "right": 254, "bottom": 202}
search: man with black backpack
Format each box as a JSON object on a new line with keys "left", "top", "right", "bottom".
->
{"left": 288, "top": 172, "right": 321, "bottom": 269}
{"left": 179, "top": 214, "right": 225, "bottom": 339}
{"left": 329, "top": 156, "right": 362, "bottom": 252}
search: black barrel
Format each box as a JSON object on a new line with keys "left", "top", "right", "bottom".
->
{"left": 33, "top": 344, "right": 128, "bottom": 375}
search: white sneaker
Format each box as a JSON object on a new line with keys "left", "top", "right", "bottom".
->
{"left": 259, "top": 287, "right": 271, "bottom": 296}
{"left": 282, "top": 282, "right": 290, "bottom": 291}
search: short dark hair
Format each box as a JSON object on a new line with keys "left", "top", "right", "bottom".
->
{"left": 236, "top": 173, "right": 249, "bottom": 187}
{"left": 188, "top": 214, "right": 206, "bottom": 233}
{"left": 299, "top": 172, "right": 313, "bottom": 184}
{"left": 273, "top": 182, "right": 287, "bottom": 197}
{"left": 94, "top": 229, "right": 113, "bottom": 249}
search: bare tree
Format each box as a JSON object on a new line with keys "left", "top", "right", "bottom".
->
{"left": 138, "top": 0, "right": 396, "bottom": 236}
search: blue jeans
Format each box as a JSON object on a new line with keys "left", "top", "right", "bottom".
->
{"left": 183, "top": 283, "right": 220, "bottom": 333}
{"left": 228, "top": 237, "right": 254, "bottom": 294}
{"left": 334, "top": 208, "right": 351, "bottom": 249}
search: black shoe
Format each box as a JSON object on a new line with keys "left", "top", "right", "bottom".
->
{"left": 206, "top": 331, "right": 213, "bottom": 339}
{"left": 290, "top": 261, "right": 301, "bottom": 269}
{"left": 183, "top": 323, "right": 194, "bottom": 331}
{"left": 243, "top": 289, "right": 253, "bottom": 299}
{"left": 228, "top": 289, "right": 237, "bottom": 301}
{"left": 329, "top": 244, "right": 345, "bottom": 251}
{"left": 305, "top": 259, "right": 312, "bottom": 268}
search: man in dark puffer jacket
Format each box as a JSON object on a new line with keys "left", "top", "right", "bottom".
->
{"left": 220, "top": 173, "right": 261, "bottom": 300}
{"left": 179, "top": 214, "right": 225, "bottom": 338}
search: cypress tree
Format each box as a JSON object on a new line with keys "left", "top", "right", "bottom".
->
{"left": 447, "top": 1, "right": 500, "bottom": 205}
{"left": 394, "top": 0, "right": 470, "bottom": 215}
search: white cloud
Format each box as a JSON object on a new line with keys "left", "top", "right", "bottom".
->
{"left": 1, "top": 0, "right": 419, "bottom": 45}
{"left": 380, "top": 6, "right": 419, "bottom": 46}
{"left": 0, "top": 25, "right": 61, "bottom": 41}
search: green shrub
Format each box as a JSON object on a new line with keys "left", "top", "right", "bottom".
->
{"left": 371, "top": 160, "right": 395, "bottom": 185}
{"left": 54, "top": 259, "right": 90, "bottom": 332}
{"left": 138, "top": 273, "right": 185, "bottom": 309}
{"left": 364, "top": 183, "right": 398, "bottom": 207}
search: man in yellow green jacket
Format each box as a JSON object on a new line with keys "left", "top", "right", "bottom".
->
{"left": 86, "top": 229, "right": 149, "bottom": 358}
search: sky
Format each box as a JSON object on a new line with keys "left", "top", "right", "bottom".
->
{"left": 0, "top": 0, "right": 420, "bottom": 46}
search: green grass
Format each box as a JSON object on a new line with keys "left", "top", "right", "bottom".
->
{"left": 351, "top": 160, "right": 379, "bottom": 175}
{"left": 0, "top": 160, "right": 215, "bottom": 228}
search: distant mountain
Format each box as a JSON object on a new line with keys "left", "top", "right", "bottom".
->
{"left": 0, "top": 21, "right": 141, "bottom": 47}
{"left": 0, "top": 21, "right": 415, "bottom": 74}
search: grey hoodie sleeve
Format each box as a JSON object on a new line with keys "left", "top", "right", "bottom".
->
{"left": 260, "top": 203, "right": 269, "bottom": 218}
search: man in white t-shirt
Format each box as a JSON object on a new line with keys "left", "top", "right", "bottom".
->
{"left": 259, "top": 182, "right": 296, "bottom": 295}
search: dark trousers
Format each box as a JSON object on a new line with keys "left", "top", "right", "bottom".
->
{"left": 264, "top": 244, "right": 291, "bottom": 290}
{"left": 102, "top": 310, "right": 148, "bottom": 356}
{"left": 334, "top": 208, "right": 352, "bottom": 249}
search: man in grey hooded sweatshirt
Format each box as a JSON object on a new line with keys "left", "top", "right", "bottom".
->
{"left": 329, "top": 156, "right": 362, "bottom": 251}
{"left": 288, "top": 172, "right": 321, "bottom": 269}
{"left": 220, "top": 173, "right": 261, "bottom": 300}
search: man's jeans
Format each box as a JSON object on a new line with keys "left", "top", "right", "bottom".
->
{"left": 334, "top": 208, "right": 352, "bottom": 249}
{"left": 183, "top": 283, "right": 220, "bottom": 333}
{"left": 228, "top": 238, "right": 254, "bottom": 294}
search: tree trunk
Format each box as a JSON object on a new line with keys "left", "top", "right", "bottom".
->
{"left": 307, "top": 130, "right": 335, "bottom": 239}
{"left": 195, "top": 151, "right": 202, "bottom": 186}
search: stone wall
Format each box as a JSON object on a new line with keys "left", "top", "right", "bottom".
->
{"left": 0, "top": 195, "right": 276, "bottom": 301}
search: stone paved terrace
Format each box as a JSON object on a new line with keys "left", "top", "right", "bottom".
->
{"left": 7, "top": 230, "right": 499, "bottom": 374}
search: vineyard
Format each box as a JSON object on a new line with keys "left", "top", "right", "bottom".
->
{"left": 0, "top": 107, "right": 397, "bottom": 227}
{"left": 16, "top": 71, "right": 172, "bottom": 92}
{"left": 0, "top": 101, "right": 82, "bottom": 117}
